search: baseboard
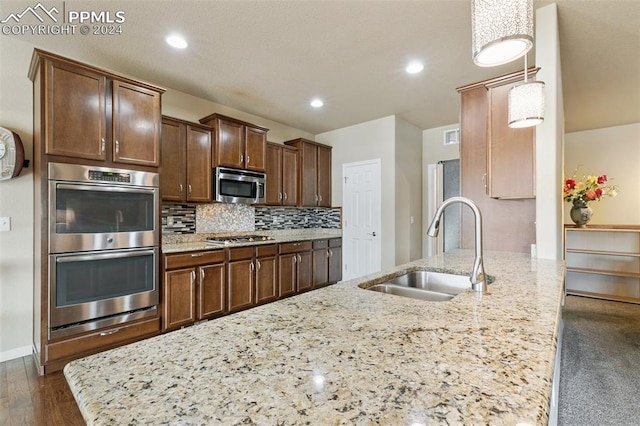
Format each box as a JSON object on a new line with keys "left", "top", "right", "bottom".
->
{"left": 0, "top": 345, "right": 32, "bottom": 362}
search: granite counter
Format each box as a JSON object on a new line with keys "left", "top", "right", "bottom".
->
{"left": 64, "top": 250, "right": 565, "bottom": 425}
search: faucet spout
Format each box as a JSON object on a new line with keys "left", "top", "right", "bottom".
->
{"left": 426, "top": 196, "right": 486, "bottom": 292}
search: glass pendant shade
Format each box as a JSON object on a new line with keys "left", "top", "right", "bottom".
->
{"left": 508, "top": 81, "right": 545, "bottom": 128}
{"left": 471, "top": 0, "right": 534, "bottom": 67}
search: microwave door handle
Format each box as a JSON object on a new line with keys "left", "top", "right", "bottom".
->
{"left": 254, "top": 181, "right": 260, "bottom": 202}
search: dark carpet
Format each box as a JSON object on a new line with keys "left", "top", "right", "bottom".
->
{"left": 558, "top": 295, "right": 640, "bottom": 426}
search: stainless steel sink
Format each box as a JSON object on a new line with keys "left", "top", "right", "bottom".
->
{"left": 364, "top": 271, "right": 471, "bottom": 302}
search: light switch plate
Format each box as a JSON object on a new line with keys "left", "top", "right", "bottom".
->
{"left": 0, "top": 216, "right": 10, "bottom": 231}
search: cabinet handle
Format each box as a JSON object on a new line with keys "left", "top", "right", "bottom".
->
{"left": 115, "top": 140, "right": 120, "bottom": 154}
{"left": 329, "top": 249, "right": 333, "bottom": 258}
{"left": 179, "top": 183, "right": 184, "bottom": 194}
{"left": 101, "top": 138, "right": 106, "bottom": 153}
{"left": 188, "top": 184, "right": 192, "bottom": 194}
{"left": 279, "top": 192, "right": 282, "bottom": 201}
{"left": 200, "top": 269, "right": 205, "bottom": 281}
{"left": 293, "top": 256, "right": 297, "bottom": 264}
{"left": 240, "top": 154, "right": 244, "bottom": 164}
{"left": 482, "top": 173, "right": 487, "bottom": 189}
{"left": 315, "top": 194, "right": 319, "bottom": 202}
{"left": 191, "top": 253, "right": 204, "bottom": 257}
{"left": 283, "top": 192, "right": 287, "bottom": 200}
{"left": 318, "top": 194, "right": 323, "bottom": 202}
{"left": 246, "top": 155, "right": 250, "bottom": 164}
{"left": 256, "top": 259, "right": 261, "bottom": 270}
{"left": 99, "top": 328, "right": 120, "bottom": 337}
{"left": 250, "top": 261, "right": 255, "bottom": 272}
{"left": 191, "top": 271, "right": 196, "bottom": 283}
{"left": 297, "top": 254, "right": 302, "bottom": 263}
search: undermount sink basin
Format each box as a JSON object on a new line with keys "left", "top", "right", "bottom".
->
{"left": 364, "top": 271, "right": 471, "bottom": 302}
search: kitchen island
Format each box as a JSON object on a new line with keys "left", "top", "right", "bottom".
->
{"left": 64, "top": 250, "right": 564, "bottom": 425}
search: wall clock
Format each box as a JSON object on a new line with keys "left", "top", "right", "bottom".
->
{"left": 0, "top": 126, "right": 25, "bottom": 181}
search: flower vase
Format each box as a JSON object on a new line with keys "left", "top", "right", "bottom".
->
{"left": 570, "top": 200, "right": 593, "bottom": 228}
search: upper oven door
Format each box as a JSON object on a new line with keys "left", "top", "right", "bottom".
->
{"left": 49, "top": 181, "right": 159, "bottom": 253}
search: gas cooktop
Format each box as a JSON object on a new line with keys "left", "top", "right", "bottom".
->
{"left": 205, "top": 234, "right": 275, "bottom": 245}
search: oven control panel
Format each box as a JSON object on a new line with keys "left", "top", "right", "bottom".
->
{"left": 88, "top": 170, "right": 131, "bottom": 183}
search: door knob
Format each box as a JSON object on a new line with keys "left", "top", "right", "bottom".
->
{"left": 368, "top": 232, "right": 376, "bottom": 237}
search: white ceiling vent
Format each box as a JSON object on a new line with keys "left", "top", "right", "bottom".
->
{"left": 443, "top": 128, "right": 460, "bottom": 145}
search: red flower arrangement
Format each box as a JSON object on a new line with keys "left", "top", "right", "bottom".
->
{"left": 563, "top": 171, "right": 618, "bottom": 205}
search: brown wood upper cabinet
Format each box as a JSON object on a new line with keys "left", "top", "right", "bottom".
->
{"left": 265, "top": 142, "right": 298, "bottom": 206}
{"left": 199, "top": 113, "right": 268, "bottom": 172}
{"left": 161, "top": 116, "right": 212, "bottom": 203}
{"left": 485, "top": 75, "right": 537, "bottom": 199}
{"left": 29, "top": 49, "right": 163, "bottom": 167}
{"left": 284, "top": 138, "right": 332, "bottom": 207}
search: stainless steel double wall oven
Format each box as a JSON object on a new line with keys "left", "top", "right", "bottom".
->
{"left": 47, "top": 162, "right": 160, "bottom": 339}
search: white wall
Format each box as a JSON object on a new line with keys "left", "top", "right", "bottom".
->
{"left": 0, "top": 36, "right": 35, "bottom": 361}
{"left": 564, "top": 123, "right": 640, "bottom": 224}
{"left": 395, "top": 118, "right": 423, "bottom": 263}
{"left": 535, "top": 3, "right": 564, "bottom": 260}
{"left": 0, "top": 38, "right": 313, "bottom": 361}
{"left": 316, "top": 116, "right": 397, "bottom": 271}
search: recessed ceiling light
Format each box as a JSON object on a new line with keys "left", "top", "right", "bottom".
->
{"left": 406, "top": 61, "right": 424, "bottom": 74}
{"left": 166, "top": 34, "right": 188, "bottom": 49}
{"left": 310, "top": 98, "right": 324, "bottom": 108}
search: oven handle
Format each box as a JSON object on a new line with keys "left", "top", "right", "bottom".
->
{"left": 55, "top": 183, "right": 157, "bottom": 195}
{"left": 55, "top": 248, "right": 157, "bottom": 263}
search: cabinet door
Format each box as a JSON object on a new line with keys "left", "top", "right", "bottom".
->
{"left": 112, "top": 81, "right": 161, "bottom": 167}
{"left": 297, "top": 251, "right": 313, "bottom": 293}
{"left": 255, "top": 255, "right": 278, "bottom": 305}
{"left": 245, "top": 126, "right": 267, "bottom": 172}
{"left": 186, "top": 125, "right": 212, "bottom": 202}
{"left": 227, "top": 260, "right": 254, "bottom": 313}
{"left": 265, "top": 143, "right": 283, "bottom": 205}
{"left": 317, "top": 146, "right": 332, "bottom": 207}
{"left": 300, "top": 143, "right": 319, "bottom": 207}
{"left": 279, "top": 254, "right": 297, "bottom": 297}
{"left": 198, "top": 264, "right": 226, "bottom": 320}
{"left": 163, "top": 269, "right": 196, "bottom": 331}
{"left": 328, "top": 245, "right": 342, "bottom": 283}
{"left": 312, "top": 248, "right": 329, "bottom": 288}
{"left": 487, "top": 83, "right": 535, "bottom": 199}
{"left": 45, "top": 60, "right": 106, "bottom": 160}
{"left": 282, "top": 147, "right": 298, "bottom": 206}
{"left": 160, "top": 118, "right": 186, "bottom": 202}
{"left": 216, "top": 119, "right": 244, "bottom": 168}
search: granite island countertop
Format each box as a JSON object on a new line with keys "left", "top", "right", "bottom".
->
{"left": 64, "top": 250, "right": 565, "bottom": 425}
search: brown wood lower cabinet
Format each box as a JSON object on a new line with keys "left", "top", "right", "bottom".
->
{"left": 312, "top": 238, "right": 343, "bottom": 288}
{"left": 163, "top": 249, "right": 226, "bottom": 332}
{"left": 279, "top": 241, "right": 313, "bottom": 295}
{"left": 162, "top": 238, "right": 340, "bottom": 332}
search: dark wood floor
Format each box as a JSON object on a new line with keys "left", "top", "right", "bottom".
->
{"left": 0, "top": 355, "right": 84, "bottom": 426}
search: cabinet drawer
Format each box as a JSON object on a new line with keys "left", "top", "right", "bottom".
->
{"left": 312, "top": 239, "right": 328, "bottom": 249}
{"left": 280, "top": 241, "right": 312, "bottom": 254}
{"left": 329, "top": 238, "right": 342, "bottom": 247}
{"left": 228, "top": 246, "right": 255, "bottom": 261}
{"left": 165, "top": 250, "right": 225, "bottom": 270}
{"left": 46, "top": 317, "right": 159, "bottom": 363}
{"left": 256, "top": 244, "right": 277, "bottom": 257}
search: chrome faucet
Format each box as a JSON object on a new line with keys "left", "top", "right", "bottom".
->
{"left": 426, "top": 196, "right": 486, "bottom": 292}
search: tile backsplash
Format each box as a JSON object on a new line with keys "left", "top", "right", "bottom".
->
{"left": 162, "top": 203, "right": 341, "bottom": 234}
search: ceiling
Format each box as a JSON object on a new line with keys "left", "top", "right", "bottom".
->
{"left": 2, "top": 0, "right": 639, "bottom": 135}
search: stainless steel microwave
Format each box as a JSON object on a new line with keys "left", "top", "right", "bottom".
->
{"left": 213, "top": 167, "right": 266, "bottom": 204}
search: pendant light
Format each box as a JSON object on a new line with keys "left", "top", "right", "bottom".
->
{"left": 508, "top": 55, "right": 545, "bottom": 128}
{"left": 471, "top": 0, "right": 534, "bottom": 67}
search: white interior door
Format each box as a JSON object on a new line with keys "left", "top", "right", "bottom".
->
{"left": 342, "top": 159, "right": 381, "bottom": 280}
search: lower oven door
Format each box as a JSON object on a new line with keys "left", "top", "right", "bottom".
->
{"left": 49, "top": 247, "right": 159, "bottom": 338}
